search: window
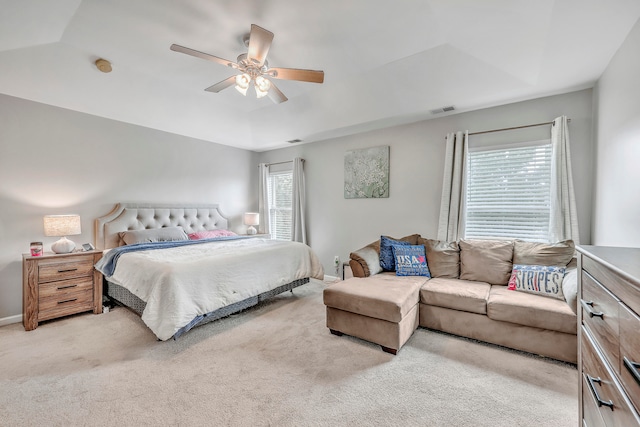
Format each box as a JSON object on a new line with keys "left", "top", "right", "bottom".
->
{"left": 267, "top": 171, "right": 293, "bottom": 240}
{"left": 464, "top": 140, "right": 552, "bottom": 242}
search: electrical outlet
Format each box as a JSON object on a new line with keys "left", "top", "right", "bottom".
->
{"left": 334, "top": 255, "right": 340, "bottom": 265}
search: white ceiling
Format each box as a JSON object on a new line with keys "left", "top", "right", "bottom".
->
{"left": 1, "top": 0, "right": 639, "bottom": 152}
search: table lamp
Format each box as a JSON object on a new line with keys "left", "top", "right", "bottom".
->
{"left": 243, "top": 212, "right": 259, "bottom": 235}
{"left": 44, "top": 214, "right": 81, "bottom": 254}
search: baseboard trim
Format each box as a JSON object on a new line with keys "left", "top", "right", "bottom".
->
{"left": 0, "top": 314, "right": 22, "bottom": 327}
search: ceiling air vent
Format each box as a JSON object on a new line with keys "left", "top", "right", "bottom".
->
{"left": 430, "top": 105, "right": 455, "bottom": 115}
{"left": 287, "top": 139, "right": 302, "bottom": 143}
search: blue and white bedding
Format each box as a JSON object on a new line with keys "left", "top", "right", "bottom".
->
{"left": 95, "top": 236, "right": 324, "bottom": 340}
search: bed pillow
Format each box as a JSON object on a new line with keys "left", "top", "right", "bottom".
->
{"left": 119, "top": 227, "right": 188, "bottom": 245}
{"left": 188, "top": 229, "right": 237, "bottom": 240}
{"left": 393, "top": 245, "right": 431, "bottom": 277}
{"left": 507, "top": 264, "right": 566, "bottom": 300}
{"left": 459, "top": 239, "right": 514, "bottom": 285}
{"left": 379, "top": 236, "right": 411, "bottom": 271}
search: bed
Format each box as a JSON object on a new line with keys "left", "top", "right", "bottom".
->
{"left": 94, "top": 203, "right": 324, "bottom": 340}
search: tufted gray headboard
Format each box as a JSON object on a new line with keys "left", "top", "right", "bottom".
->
{"left": 94, "top": 203, "right": 229, "bottom": 250}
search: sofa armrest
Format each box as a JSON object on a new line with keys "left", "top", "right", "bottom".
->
{"left": 349, "top": 245, "right": 382, "bottom": 278}
{"left": 562, "top": 268, "right": 578, "bottom": 314}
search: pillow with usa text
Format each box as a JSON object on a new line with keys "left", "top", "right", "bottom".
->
{"left": 392, "top": 245, "right": 431, "bottom": 277}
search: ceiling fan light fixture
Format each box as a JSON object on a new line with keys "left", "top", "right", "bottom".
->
{"left": 235, "top": 73, "right": 251, "bottom": 96}
{"left": 255, "top": 75, "right": 271, "bottom": 98}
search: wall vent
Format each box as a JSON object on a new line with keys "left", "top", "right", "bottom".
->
{"left": 287, "top": 139, "right": 302, "bottom": 143}
{"left": 430, "top": 105, "right": 456, "bottom": 114}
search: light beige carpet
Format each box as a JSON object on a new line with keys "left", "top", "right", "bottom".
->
{"left": 0, "top": 279, "right": 577, "bottom": 426}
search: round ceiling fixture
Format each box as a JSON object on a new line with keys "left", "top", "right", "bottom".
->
{"left": 95, "top": 58, "right": 112, "bottom": 73}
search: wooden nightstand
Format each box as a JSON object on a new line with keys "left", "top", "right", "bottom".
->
{"left": 22, "top": 250, "right": 103, "bottom": 331}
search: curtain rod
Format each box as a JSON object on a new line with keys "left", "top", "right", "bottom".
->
{"left": 468, "top": 118, "right": 571, "bottom": 136}
{"left": 258, "top": 159, "right": 305, "bottom": 167}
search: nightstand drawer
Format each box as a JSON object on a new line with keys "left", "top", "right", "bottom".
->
{"left": 38, "top": 284, "right": 94, "bottom": 321}
{"left": 582, "top": 271, "right": 620, "bottom": 371}
{"left": 39, "top": 277, "right": 94, "bottom": 300}
{"left": 38, "top": 256, "right": 94, "bottom": 283}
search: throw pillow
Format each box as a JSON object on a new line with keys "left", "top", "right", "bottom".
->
{"left": 119, "top": 226, "right": 189, "bottom": 245}
{"left": 507, "top": 264, "right": 566, "bottom": 300}
{"left": 393, "top": 245, "right": 431, "bottom": 277}
{"left": 379, "top": 235, "right": 413, "bottom": 271}
{"left": 420, "top": 238, "right": 460, "bottom": 278}
{"left": 513, "top": 240, "right": 575, "bottom": 266}
{"left": 459, "top": 239, "right": 514, "bottom": 285}
{"left": 188, "top": 229, "right": 237, "bottom": 240}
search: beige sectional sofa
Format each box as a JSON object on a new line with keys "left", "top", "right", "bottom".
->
{"left": 324, "top": 235, "right": 578, "bottom": 363}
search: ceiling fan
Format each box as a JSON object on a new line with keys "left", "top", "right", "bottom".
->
{"left": 170, "top": 24, "right": 324, "bottom": 104}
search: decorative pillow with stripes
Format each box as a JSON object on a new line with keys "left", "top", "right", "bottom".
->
{"left": 508, "top": 264, "right": 566, "bottom": 299}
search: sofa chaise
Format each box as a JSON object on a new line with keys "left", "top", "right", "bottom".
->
{"left": 323, "top": 235, "right": 578, "bottom": 363}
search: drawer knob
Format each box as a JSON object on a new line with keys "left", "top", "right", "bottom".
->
{"left": 585, "top": 374, "right": 614, "bottom": 410}
{"left": 57, "top": 298, "right": 78, "bottom": 305}
{"left": 57, "top": 268, "right": 78, "bottom": 273}
{"left": 580, "top": 299, "right": 604, "bottom": 318}
{"left": 623, "top": 357, "right": 640, "bottom": 387}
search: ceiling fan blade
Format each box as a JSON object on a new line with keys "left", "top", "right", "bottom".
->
{"left": 204, "top": 76, "right": 237, "bottom": 93}
{"left": 170, "top": 44, "right": 237, "bottom": 68}
{"left": 268, "top": 67, "right": 324, "bottom": 83}
{"left": 247, "top": 24, "right": 274, "bottom": 67}
{"left": 267, "top": 81, "right": 288, "bottom": 104}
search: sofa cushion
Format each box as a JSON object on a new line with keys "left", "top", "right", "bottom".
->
{"left": 513, "top": 240, "right": 575, "bottom": 266}
{"left": 562, "top": 268, "right": 578, "bottom": 314}
{"left": 459, "top": 239, "right": 514, "bottom": 285}
{"left": 323, "top": 275, "right": 425, "bottom": 323}
{"left": 487, "top": 285, "right": 577, "bottom": 334}
{"left": 420, "top": 278, "right": 491, "bottom": 315}
{"left": 393, "top": 244, "right": 431, "bottom": 277}
{"left": 507, "top": 264, "right": 566, "bottom": 300}
{"left": 420, "top": 238, "right": 460, "bottom": 279}
{"left": 379, "top": 234, "right": 421, "bottom": 271}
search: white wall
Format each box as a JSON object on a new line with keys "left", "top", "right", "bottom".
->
{"left": 0, "top": 88, "right": 595, "bottom": 324}
{"left": 592, "top": 18, "right": 640, "bottom": 246}
{"left": 258, "top": 89, "right": 594, "bottom": 275}
{"left": 0, "top": 94, "right": 258, "bottom": 322}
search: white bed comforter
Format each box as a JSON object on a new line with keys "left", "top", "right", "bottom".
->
{"left": 105, "top": 238, "right": 324, "bottom": 340}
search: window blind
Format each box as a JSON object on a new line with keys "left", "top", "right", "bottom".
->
{"left": 267, "top": 171, "right": 293, "bottom": 241}
{"left": 465, "top": 142, "right": 552, "bottom": 242}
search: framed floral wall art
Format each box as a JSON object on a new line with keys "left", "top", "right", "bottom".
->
{"left": 344, "top": 145, "right": 389, "bottom": 198}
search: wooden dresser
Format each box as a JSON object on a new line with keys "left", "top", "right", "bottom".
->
{"left": 23, "top": 250, "right": 103, "bottom": 331}
{"left": 577, "top": 245, "right": 640, "bottom": 427}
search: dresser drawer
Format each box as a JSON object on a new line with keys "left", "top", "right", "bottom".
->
{"left": 583, "top": 372, "right": 607, "bottom": 427}
{"left": 37, "top": 255, "right": 94, "bottom": 283}
{"left": 582, "top": 271, "right": 620, "bottom": 371}
{"left": 582, "top": 327, "right": 640, "bottom": 427}
{"left": 38, "top": 284, "right": 94, "bottom": 321}
{"left": 583, "top": 255, "right": 640, "bottom": 316}
{"left": 620, "top": 303, "right": 640, "bottom": 414}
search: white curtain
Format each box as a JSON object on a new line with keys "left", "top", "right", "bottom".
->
{"left": 291, "top": 157, "right": 307, "bottom": 244}
{"left": 258, "top": 163, "right": 270, "bottom": 235}
{"left": 549, "top": 116, "right": 580, "bottom": 243}
{"left": 437, "top": 131, "right": 468, "bottom": 242}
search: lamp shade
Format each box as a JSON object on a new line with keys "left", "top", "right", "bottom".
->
{"left": 243, "top": 212, "right": 259, "bottom": 226}
{"left": 43, "top": 215, "right": 81, "bottom": 237}
{"left": 243, "top": 212, "right": 259, "bottom": 235}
